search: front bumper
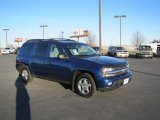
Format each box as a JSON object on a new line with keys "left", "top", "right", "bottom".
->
{"left": 137, "top": 54, "right": 153, "bottom": 58}
{"left": 96, "top": 71, "right": 132, "bottom": 92}
{"left": 1, "top": 51, "right": 10, "bottom": 54}
{"left": 116, "top": 53, "right": 129, "bottom": 58}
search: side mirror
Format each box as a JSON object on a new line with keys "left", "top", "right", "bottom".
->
{"left": 58, "top": 54, "right": 68, "bottom": 59}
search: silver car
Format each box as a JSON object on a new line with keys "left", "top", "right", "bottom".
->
{"left": 1, "top": 47, "right": 16, "bottom": 54}
{"left": 108, "top": 46, "right": 129, "bottom": 58}
{"left": 136, "top": 45, "right": 153, "bottom": 58}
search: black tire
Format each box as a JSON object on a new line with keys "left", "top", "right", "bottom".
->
{"left": 136, "top": 54, "right": 139, "bottom": 58}
{"left": 75, "top": 73, "right": 96, "bottom": 98}
{"left": 20, "top": 65, "right": 33, "bottom": 83}
{"left": 114, "top": 53, "right": 117, "bottom": 57}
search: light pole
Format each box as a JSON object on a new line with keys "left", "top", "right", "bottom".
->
{"left": 98, "top": 0, "right": 102, "bottom": 52}
{"left": 40, "top": 25, "right": 48, "bottom": 39}
{"left": 61, "top": 31, "right": 64, "bottom": 38}
{"left": 3, "top": 29, "right": 10, "bottom": 47}
{"left": 114, "top": 15, "right": 126, "bottom": 47}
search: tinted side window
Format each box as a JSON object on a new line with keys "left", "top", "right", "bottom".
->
{"left": 19, "top": 43, "right": 33, "bottom": 56}
{"left": 109, "top": 47, "right": 113, "bottom": 51}
{"left": 34, "top": 42, "right": 48, "bottom": 57}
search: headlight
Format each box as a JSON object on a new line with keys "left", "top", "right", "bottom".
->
{"left": 101, "top": 67, "right": 114, "bottom": 77}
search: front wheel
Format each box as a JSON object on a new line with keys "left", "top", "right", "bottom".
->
{"left": 75, "top": 73, "right": 96, "bottom": 98}
{"left": 20, "top": 65, "right": 33, "bottom": 83}
{"left": 114, "top": 53, "right": 117, "bottom": 57}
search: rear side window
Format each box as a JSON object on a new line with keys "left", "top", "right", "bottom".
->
{"left": 19, "top": 43, "right": 33, "bottom": 56}
{"left": 34, "top": 42, "right": 48, "bottom": 57}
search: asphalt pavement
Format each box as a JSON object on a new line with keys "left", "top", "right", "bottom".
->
{"left": 0, "top": 55, "right": 160, "bottom": 120}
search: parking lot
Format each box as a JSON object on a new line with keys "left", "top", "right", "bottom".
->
{"left": 0, "top": 54, "right": 160, "bottom": 120}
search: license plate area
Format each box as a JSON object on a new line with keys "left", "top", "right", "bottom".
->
{"left": 123, "top": 78, "right": 129, "bottom": 85}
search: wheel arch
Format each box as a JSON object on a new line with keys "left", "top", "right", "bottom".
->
{"left": 71, "top": 70, "right": 98, "bottom": 91}
{"left": 18, "top": 62, "right": 32, "bottom": 75}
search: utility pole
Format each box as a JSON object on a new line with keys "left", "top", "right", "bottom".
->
{"left": 3, "top": 29, "right": 10, "bottom": 47}
{"left": 61, "top": 31, "right": 64, "bottom": 38}
{"left": 40, "top": 25, "right": 48, "bottom": 39}
{"left": 114, "top": 15, "right": 126, "bottom": 46}
{"left": 98, "top": 0, "right": 102, "bottom": 52}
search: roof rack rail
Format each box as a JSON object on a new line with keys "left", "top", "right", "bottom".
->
{"left": 26, "top": 38, "right": 77, "bottom": 42}
{"left": 50, "top": 38, "right": 77, "bottom": 42}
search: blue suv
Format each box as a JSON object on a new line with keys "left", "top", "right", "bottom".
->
{"left": 16, "top": 39, "right": 132, "bottom": 97}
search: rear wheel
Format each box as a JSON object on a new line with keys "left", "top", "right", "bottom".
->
{"left": 75, "top": 73, "right": 96, "bottom": 98}
{"left": 136, "top": 53, "right": 139, "bottom": 58}
{"left": 20, "top": 65, "right": 33, "bottom": 83}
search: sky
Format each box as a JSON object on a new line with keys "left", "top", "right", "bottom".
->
{"left": 0, "top": 0, "right": 160, "bottom": 48}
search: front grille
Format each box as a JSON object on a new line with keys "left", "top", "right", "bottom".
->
{"left": 113, "top": 65, "right": 128, "bottom": 71}
{"left": 141, "top": 52, "right": 151, "bottom": 55}
{"left": 109, "top": 65, "right": 129, "bottom": 76}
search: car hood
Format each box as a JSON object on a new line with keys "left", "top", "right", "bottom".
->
{"left": 79, "top": 56, "right": 127, "bottom": 67}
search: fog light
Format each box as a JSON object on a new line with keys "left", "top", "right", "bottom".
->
{"left": 108, "top": 82, "right": 112, "bottom": 86}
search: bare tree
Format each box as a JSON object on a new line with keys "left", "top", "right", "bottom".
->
{"left": 131, "top": 30, "right": 145, "bottom": 47}
{"left": 85, "top": 31, "right": 96, "bottom": 46}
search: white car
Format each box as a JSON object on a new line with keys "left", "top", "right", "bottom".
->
{"left": 108, "top": 46, "right": 129, "bottom": 58}
{"left": 1, "top": 48, "right": 16, "bottom": 54}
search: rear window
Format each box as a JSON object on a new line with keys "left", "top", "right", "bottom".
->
{"left": 19, "top": 43, "right": 34, "bottom": 56}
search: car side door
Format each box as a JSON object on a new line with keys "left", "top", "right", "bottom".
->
{"left": 30, "top": 41, "right": 49, "bottom": 76}
{"left": 43, "top": 43, "right": 73, "bottom": 84}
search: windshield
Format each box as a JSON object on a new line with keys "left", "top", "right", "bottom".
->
{"left": 66, "top": 44, "right": 99, "bottom": 57}
{"left": 4, "top": 48, "right": 10, "bottom": 50}
{"left": 139, "top": 46, "right": 152, "bottom": 50}
{"left": 116, "top": 47, "right": 125, "bottom": 50}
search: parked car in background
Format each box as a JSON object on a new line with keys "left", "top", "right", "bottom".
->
{"left": 16, "top": 39, "right": 132, "bottom": 98}
{"left": 136, "top": 45, "right": 153, "bottom": 58}
{"left": 108, "top": 46, "right": 129, "bottom": 58}
{"left": 157, "top": 46, "right": 160, "bottom": 56}
{"left": 144, "top": 43, "right": 160, "bottom": 56}
{"left": 1, "top": 47, "right": 16, "bottom": 54}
